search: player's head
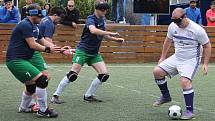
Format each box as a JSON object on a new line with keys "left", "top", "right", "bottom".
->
{"left": 171, "top": 8, "right": 188, "bottom": 28}
{"left": 27, "top": 4, "right": 43, "bottom": 24}
{"left": 189, "top": 0, "right": 197, "bottom": 9}
{"left": 211, "top": 1, "right": 215, "bottom": 11}
{"left": 49, "top": 7, "right": 66, "bottom": 24}
{"left": 95, "top": 0, "right": 109, "bottom": 17}
{"left": 67, "top": 0, "right": 75, "bottom": 11}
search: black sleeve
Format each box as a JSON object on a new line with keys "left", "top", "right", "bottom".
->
{"left": 62, "top": 17, "right": 73, "bottom": 26}
{"left": 73, "top": 9, "right": 80, "bottom": 24}
{"left": 21, "top": 7, "right": 26, "bottom": 20}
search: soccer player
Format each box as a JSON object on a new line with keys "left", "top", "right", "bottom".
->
{"left": 152, "top": 8, "right": 211, "bottom": 120}
{"left": 51, "top": 1, "right": 125, "bottom": 104}
{"left": 6, "top": 4, "right": 61, "bottom": 118}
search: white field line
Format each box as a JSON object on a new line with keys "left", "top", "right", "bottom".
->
{"left": 1, "top": 65, "right": 215, "bottom": 115}
{"left": 106, "top": 82, "right": 215, "bottom": 115}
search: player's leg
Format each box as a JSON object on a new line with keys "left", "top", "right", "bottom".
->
{"left": 29, "top": 51, "right": 48, "bottom": 111}
{"left": 178, "top": 58, "right": 200, "bottom": 119}
{"left": 84, "top": 54, "right": 108, "bottom": 102}
{"left": 6, "top": 60, "right": 58, "bottom": 118}
{"left": 153, "top": 55, "right": 178, "bottom": 107}
{"left": 51, "top": 49, "right": 85, "bottom": 104}
{"left": 180, "top": 77, "right": 194, "bottom": 120}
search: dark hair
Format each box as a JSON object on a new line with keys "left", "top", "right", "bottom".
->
{"left": 27, "top": 4, "right": 41, "bottom": 12}
{"left": 211, "top": 1, "right": 215, "bottom": 5}
{"left": 49, "top": 7, "right": 66, "bottom": 17}
{"left": 44, "top": 3, "right": 51, "bottom": 15}
{"left": 95, "top": 2, "right": 109, "bottom": 10}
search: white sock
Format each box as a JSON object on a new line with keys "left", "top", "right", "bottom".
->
{"left": 20, "top": 91, "right": 32, "bottom": 109}
{"left": 85, "top": 78, "right": 102, "bottom": 97}
{"left": 53, "top": 76, "right": 70, "bottom": 96}
{"left": 36, "top": 87, "right": 48, "bottom": 112}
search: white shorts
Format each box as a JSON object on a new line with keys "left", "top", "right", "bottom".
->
{"left": 158, "top": 55, "right": 201, "bottom": 80}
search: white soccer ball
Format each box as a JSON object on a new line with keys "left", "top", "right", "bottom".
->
{"left": 168, "top": 105, "right": 182, "bottom": 120}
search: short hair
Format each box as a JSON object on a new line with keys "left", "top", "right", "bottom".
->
{"left": 211, "top": 1, "right": 215, "bottom": 5}
{"left": 49, "top": 6, "right": 66, "bottom": 17}
{"left": 27, "top": 4, "right": 41, "bottom": 12}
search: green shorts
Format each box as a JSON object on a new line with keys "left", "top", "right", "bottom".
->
{"left": 29, "top": 51, "right": 47, "bottom": 71}
{"left": 6, "top": 51, "right": 47, "bottom": 83}
{"left": 72, "top": 49, "right": 104, "bottom": 66}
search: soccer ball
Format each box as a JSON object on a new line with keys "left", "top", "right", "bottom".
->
{"left": 168, "top": 105, "right": 182, "bottom": 120}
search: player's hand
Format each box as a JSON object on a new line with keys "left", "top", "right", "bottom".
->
{"left": 202, "top": 64, "right": 209, "bottom": 75}
{"left": 50, "top": 46, "right": 62, "bottom": 53}
{"left": 116, "top": 38, "right": 125, "bottom": 43}
{"left": 109, "top": 32, "right": 120, "bottom": 37}
{"left": 158, "top": 57, "right": 165, "bottom": 64}
{"left": 60, "top": 46, "right": 72, "bottom": 53}
{"left": 62, "top": 49, "right": 76, "bottom": 56}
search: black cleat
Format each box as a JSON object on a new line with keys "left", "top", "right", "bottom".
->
{"left": 84, "top": 95, "right": 103, "bottom": 103}
{"left": 37, "top": 108, "right": 58, "bottom": 118}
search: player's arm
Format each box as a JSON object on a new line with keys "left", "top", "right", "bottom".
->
{"left": 159, "top": 37, "right": 172, "bottom": 64}
{"left": 39, "top": 37, "right": 55, "bottom": 47}
{"left": 44, "top": 37, "right": 53, "bottom": 43}
{"left": 104, "top": 35, "right": 124, "bottom": 43}
{"left": 202, "top": 42, "right": 211, "bottom": 75}
{"left": 89, "top": 25, "right": 118, "bottom": 36}
{"left": 25, "top": 37, "right": 60, "bottom": 53}
{"left": 198, "top": 28, "right": 211, "bottom": 75}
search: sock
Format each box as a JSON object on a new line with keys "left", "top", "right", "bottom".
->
{"left": 155, "top": 78, "right": 170, "bottom": 98}
{"left": 36, "top": 87, "right": 48, "bottom": 112}
{"left": 20, "top": 91, "right": 32, "bottom": 109}
{"left": 85, "top": 78, "right": 102, "bottom": 97}
{"left": 183, "top": 88, "right": 194, "bottom": 113}
{"left": 53, "top": 76, "right": 70, "bottom": 96}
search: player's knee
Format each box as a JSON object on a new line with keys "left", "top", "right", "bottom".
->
{"left": 67, "top": 71, "right": 78, "bottom": 82}
{"left": 180, "top": 77, "right": 192, "bottom": 88}
{"left": 98, "top": 74, "right": 109, "bottom": 82}
{"left": 35, "top": 75, "right": 49, "bottom": 89}
{"left": 153, "top": 67, "right": 165, "bottom": 78}
{"left": 26, "top": 84, "right": 36, "bottom": 94}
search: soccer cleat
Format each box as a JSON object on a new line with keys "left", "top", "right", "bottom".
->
{"left": 37, "top": 108, "right": 58, "bottom": 118}
{"left": 18, "top": 103, "right": 38, "bottom": 113}
{"left": 50, "top": 95, "right": 64, "bottom": 104}
{"left": 84, "top": 95, "right": 103, "bottom": 103}
{"left": 31, "top": 103, "right": 39, "bottom": 112}
{"left": 18, "top": 107, "right": 33, "bottom": 113}
{"left": 153, "top": 96, "right": 172, "bottom": 107}
{"left": 180, "top": 110, "right": 194, "bottom": 120}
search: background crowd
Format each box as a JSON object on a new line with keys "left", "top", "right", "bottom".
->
{"left": 0, "top": 0, "right": 215, "bottom": 26}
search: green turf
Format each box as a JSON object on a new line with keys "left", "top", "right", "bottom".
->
{"left": 0, "top": 63, "right": 215, "bottom": 121}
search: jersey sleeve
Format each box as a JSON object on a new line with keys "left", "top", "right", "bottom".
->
{"left": 197, "top": 27, "right": 209, "bottom": 45}
{"left": 21, "top": 23, "right": 34, "bottom": 38}
{"left": 167, "top": 23, "right": 174, "bottom": 40}
{"left": 86, "top": 16, "right": 95, "bottom": 28}
{"left": 41, "top": 23, "right": 54, "bottom": 38}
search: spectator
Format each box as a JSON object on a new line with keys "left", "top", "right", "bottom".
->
{"left": 43, "top": 3, "right": 51, "bottom": 15}
{"left": 0, "top": 0, "right": 20, "bottom": 23}
{"left": 21, "top": 0, "right": 32, "bottom": 20}
{"left": 62, "top": 0, "right": 79, "bottom": 28}
{"left": 206, "top": 1, "right": 215, "bottom": 26}
{"left": 185, "top": 0, "right": 202, "bottom": 25}
{"left": 111, "top": 0, "right": 125, "bottom": 23}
